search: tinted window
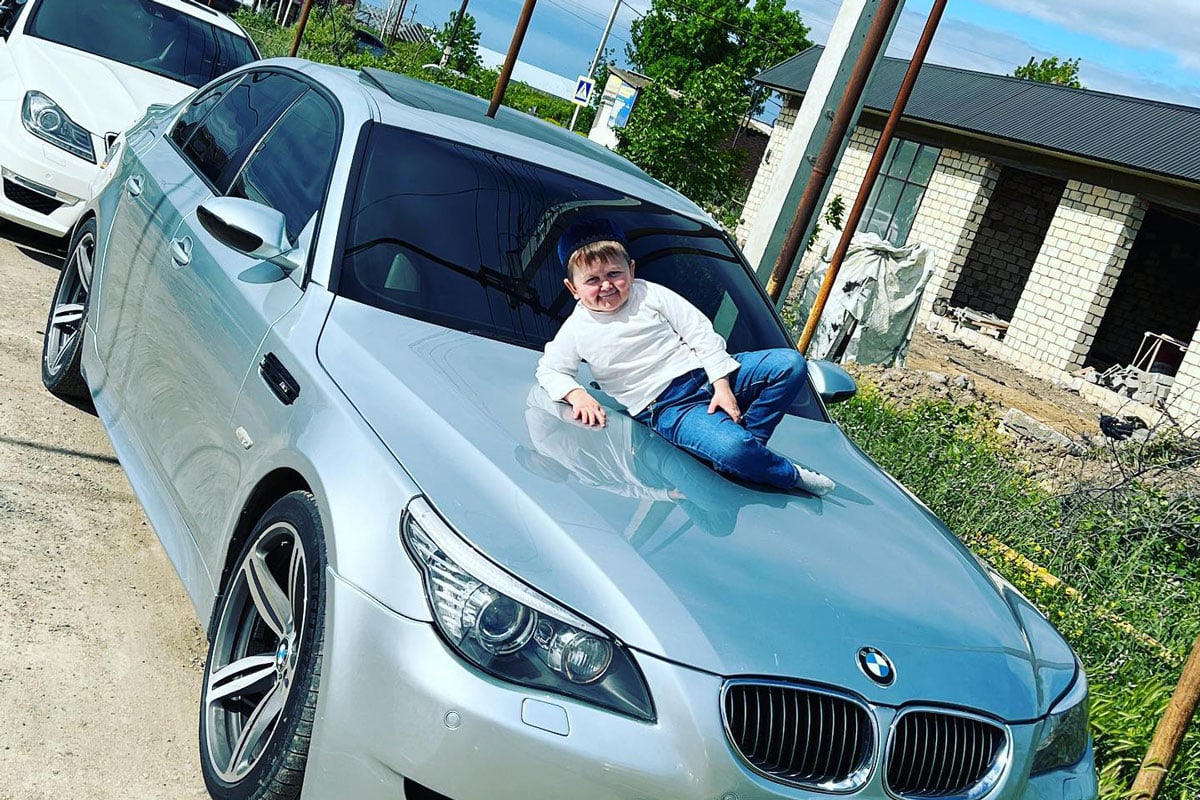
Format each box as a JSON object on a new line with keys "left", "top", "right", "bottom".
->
{"left": 169, "top": 75, "right": 244, "bottom": 151}
{"left": 229, "top": 90, "right": 339, "bottom": 242}
{"left": 858, "top": 138, "right": 941, "bottom": 246}
{"left": 339, "top": 127, "right": 819, "bottom": 417}
{"left": 28, "top": 0, "right": 256, "bottom": 88}
{"left": 181, "top": 73, "right": 306, "bottom": 193}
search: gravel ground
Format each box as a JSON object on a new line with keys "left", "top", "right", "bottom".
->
{"left": 0, "top": 221, "right": 207, "bottom": 799}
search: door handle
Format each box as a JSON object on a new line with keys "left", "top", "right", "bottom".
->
{"left": 170, "top": 235, "right": 192, "bottom": 267}
{"left": 125, "top": 174, "right": 144, "bottom": 196}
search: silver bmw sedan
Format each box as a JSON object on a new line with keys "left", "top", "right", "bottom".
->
{"left": 41, "top": 58, "right": 1096, "bottom": 800}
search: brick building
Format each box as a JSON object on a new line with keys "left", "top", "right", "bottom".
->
{"left": 739, "top": 48, "right": 1200, "bottom": 427}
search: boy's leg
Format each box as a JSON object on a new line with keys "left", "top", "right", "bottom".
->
{"left": 657, "top": 402, "right": 798, "bottom": 490}
{"left": 729, "top": 349, "right": 808, "bottom": 443}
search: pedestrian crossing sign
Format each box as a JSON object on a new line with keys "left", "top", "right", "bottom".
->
{"left": 572, "top": 76, "right": 595, "bottom": 107}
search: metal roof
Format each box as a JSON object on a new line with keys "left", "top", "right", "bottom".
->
{"left": 755, "top": 47, "right": 1200, "bottom": 186}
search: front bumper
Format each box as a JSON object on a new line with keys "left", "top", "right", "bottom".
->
{"left": 0, "top": 105, "right": 98, "bottom": 237}
{"left": 302, "top": 571, "right": 1099, "bottom": 800}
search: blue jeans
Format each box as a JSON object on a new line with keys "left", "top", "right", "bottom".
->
{"left": 634, "top": 349, "right": 806, "bottom": 489}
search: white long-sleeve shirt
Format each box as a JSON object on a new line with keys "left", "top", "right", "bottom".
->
{"left": 536, "top": 279, "right": 741, "bottom": 415}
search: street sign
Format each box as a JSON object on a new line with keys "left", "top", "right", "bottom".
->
{"left": 572, "top": 75, "right": 595, "bottom": 107}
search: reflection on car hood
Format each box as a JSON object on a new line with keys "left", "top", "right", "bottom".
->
{"left": 319, "top": 299, "right": 1076, "bottom": 720}
{"left": 9, "top": 36, "right": 190, "bottom": 138}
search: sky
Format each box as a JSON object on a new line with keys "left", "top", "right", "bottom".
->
{"left": 372, "top": 0, "right": 1200, "bottom": 108}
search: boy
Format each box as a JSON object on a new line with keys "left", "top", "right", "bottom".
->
{"left": 535, "top": 218, "right": 835, "bottom": 496}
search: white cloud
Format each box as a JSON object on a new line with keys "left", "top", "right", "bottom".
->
{"left": 978, "top": 0, "right": 1200, "bottom": 73}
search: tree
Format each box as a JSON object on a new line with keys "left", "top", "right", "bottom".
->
{"left": 432, "top": 10, "right": 481, "bottom": 74}
{"left": 1013, "top": 56, "right": 1084, "bottom": 89}
{"left": 616, "top": 64, "right": 749, "bottom": 209}
{"left": 627, "top": 0, "right": 810, "bottom": 102}
{"left": 617, "top": 0, "right": 809, "bottom": 209}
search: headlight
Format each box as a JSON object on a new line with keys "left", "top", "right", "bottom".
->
{"left": 1031, "top": 664, "right": 1089, "bottom": 773}
{"left": 402, "top": 497, "right": 655, "bottom": 720}
{"left": 22, "top": 91, "right": 95, "bottom": 163}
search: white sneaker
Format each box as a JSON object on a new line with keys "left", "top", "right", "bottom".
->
{"left": 792, "top": 463, "right": 835, "bottom": 496}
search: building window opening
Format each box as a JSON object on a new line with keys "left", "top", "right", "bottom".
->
{"left": 858, "top": 138, "right": 940, "bottom": 246}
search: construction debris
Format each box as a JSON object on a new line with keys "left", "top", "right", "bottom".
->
{"left": 1000, "top": 408, "right": 1085, "bottom": 455}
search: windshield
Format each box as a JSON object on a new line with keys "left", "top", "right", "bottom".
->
{"left": 27, "top": 0, "right": 256, "bottom": 88}
{"left": 338, "top": 125, "right": 826, "bottom": 421}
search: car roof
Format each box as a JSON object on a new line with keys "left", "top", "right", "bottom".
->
{"left": 149, "top": 0, "right": 249, "bottom": 36}
{"left": 284, "top": 59, "right": 713, "bottom": 227}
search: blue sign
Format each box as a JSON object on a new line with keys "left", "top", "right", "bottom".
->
{"left": 572, "top": 76, "right": 595, "bottom": 107}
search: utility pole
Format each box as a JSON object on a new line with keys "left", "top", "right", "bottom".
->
{"left": 567, "top": 0, "right": 620, "bottom": 132}
{"left": 796, "top": 0, "right": 949, "bottom": 352}
{"left": 288, "top": 0, "right": 315, "bottom": 57}
{"left": 488, "top": 0, "right": 537, "bottom": 118}
{"left": 438, "top": 0, "right": 471, "bottom": 68}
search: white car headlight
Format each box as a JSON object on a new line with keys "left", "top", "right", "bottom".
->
{"left": 402, "top": 497, "right": 654, "bottom": 720}
{"left": 1030, "top": 664, "right": 1089, "bottom": 774}
{"left": 22, "top": 91, "right": 95, "bottom": 163}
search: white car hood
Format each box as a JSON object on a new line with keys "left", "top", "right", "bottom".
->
{"left": 8, "top": 35, "right": 191, "bottom": 137}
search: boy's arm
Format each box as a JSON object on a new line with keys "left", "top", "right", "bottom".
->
{"left": 536, "top": 325, "right": 607, "bottom": 427}
{"left": 652, "top": 284, "right": 741, "bottom": 383}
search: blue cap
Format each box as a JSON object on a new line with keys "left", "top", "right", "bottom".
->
{"left": 556, "top": 218, "right": 627, "bottom": 269}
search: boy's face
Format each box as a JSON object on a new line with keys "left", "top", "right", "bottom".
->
{"left": 565, "top": 255, "right": 635, "bottom": 313}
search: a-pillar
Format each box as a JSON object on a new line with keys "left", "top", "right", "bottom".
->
{"left": 1002, "top": 182, "right": 1146, "bottom": 377}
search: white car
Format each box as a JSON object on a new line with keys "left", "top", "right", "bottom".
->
{"left": 0, "top": 0, "right": 257, "bottom": 236}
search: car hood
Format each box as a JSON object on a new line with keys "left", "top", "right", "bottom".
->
{"left": 319, "top": 300, "right": 1076, "bottom": 720}
{"left": 8, "top": 35, "right": 190, "bottom": 137}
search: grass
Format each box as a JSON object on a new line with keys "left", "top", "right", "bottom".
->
{"left": 832, "top": 384, "right": 1200, "bottom": 799}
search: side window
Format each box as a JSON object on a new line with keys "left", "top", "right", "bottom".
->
{"left": 858, "top": 138, "right": 941, "bottom": 246}
{"left": 180, "top": 72, "right": 306, "bottom": 193}
{"left": 169, "top": 75, "right": 244, "bottom": 151}
{"left": 228, "top": 90, "right": 338, "bottom": 242}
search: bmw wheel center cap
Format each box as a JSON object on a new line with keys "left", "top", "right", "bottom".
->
{"left": 858, "top": 647, "right": 895, "bottom": 686}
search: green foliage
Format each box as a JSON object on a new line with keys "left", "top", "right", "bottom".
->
{"left": 807, "top": 193, "right": 846, "bottom": 252}
{"left": 432, "top": 10, "right": 482, "bottom": 74}
{"left": 831, "top": 387, "right": 1200, "bottom": 798}
{"left": 616, "top": 64, "right": 748, "bottom": 209}
{"left": 1013, "top": 56, "right": 1084, "bottom": 89}
{"left": 628, "top": 0, "right": 810, "bottom": 97}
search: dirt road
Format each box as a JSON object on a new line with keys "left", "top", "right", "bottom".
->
{"left": 0, "top": 222, "right": 207, "bottom": 799}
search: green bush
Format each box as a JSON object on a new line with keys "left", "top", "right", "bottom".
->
{"left": 832, "top": 386, "right": 1200, "bottom": 799}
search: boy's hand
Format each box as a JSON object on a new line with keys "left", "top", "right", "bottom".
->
{"left": 565, "top": 388, "right": 607, "bottom": 428}
{"left": 708, "top": 378, "right": 741, "bottom": 424}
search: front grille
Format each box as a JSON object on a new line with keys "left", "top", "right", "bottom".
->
{"left": 3, "top": 178, "right": 64, "bottom": 216}
{"left": 723, "top": 681, "right": 874, "bottom": 791}
{"left": 886, "top": 710, "right": 1008, "bottom": 798}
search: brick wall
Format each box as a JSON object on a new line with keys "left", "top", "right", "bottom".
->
{"left": 948, "top": 168, "right": 1065, "bottom": 321}
{"left": 907, "top": 150, "right": 998, "bottom": 321}
{"left": 736, "top": 100, "right": 799, "bottom": 247}
{"left": 1002, "top": 182, "right": 1147, "bottom": 372}
{"left": 1167, "top": 330, "right": 1200, "bottom": 430}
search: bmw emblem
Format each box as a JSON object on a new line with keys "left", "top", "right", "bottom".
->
{"left": 858, "top": 647, "right": 895, "bottom": 686}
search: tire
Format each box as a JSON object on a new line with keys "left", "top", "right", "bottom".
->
{"left": 41, "top": 218, "right": 95, "bottom": 399}
{"left": 199, "top": 492, "right": 327, "bottom": 800}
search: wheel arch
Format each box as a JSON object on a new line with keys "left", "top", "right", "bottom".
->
{"left": 211, "top": 467, "right": 314, "bottom": 636}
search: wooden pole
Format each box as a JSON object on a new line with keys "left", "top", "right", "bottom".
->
{"left": 288, "top": 0, "right": 315, "bottom": 58}
{"left": 1130, "top": 631, "right": 1200, "bottom": 800}
{"left": 487, "top": 0, "right": 537, "bottom": 118}
{"left": 796, "top": 0, "right": 948, "bottom": 353}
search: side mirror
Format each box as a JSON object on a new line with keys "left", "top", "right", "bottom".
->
{"left": 197, "top": 197, "right": 304, "bottom": 272}
{"left": 808, "top": 359, "right": 857, "bottom": 404}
